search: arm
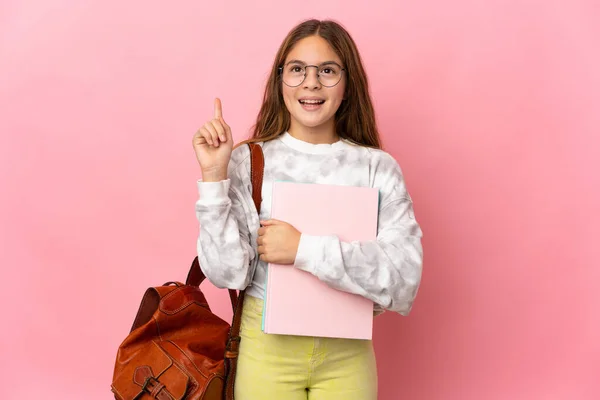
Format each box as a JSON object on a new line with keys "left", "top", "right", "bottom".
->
{"left": 195, "top": 150, "right": 256, "bottom": 290}
{"left": 293, "top": 161, "right": 423, "bottom": 315}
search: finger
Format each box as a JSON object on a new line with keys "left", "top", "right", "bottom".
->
{"left": 198, "top": 127, "right": 212, "bottom": 146}
{"left": 214, "top": 98, "right": 223, "bottom": 120}
{"left": 210, "top": 119, "right": 227, "bottom": 143}
{"left": 259, "top": 254, "right": 268, "bottom": 262}
{"left": 194, "top": 129, "right": 209, "bottom": 145}
{"left": 204, "top": 122, "right": 220, "bottom": 147}
{"left": 257, "top": 227, "right": 266, "bottom": 236}
{"left": 257, "top": 236, "right": 263, "bottom": 246}
{"left": 257, "top": 245, "right": 265, "bottom": 255}
{"left": 200, "top": 126, "right": 215, "bottom": 146}
{"left": 219, "top": 117, "right": 232, "bottom": 141}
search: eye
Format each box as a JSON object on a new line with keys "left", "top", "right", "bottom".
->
{"left": 288, "top": 65, "right": 304, "bottom": 73}
{"left": 320, "top": 66, "right": 338, "bottom": 75}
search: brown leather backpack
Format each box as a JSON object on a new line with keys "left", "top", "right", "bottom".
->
{"left": 111, "top": 143, "right": 264, "bottom": 400}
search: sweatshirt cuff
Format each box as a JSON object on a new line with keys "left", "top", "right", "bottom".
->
{"left": 293, "top": 233, "right": 324, "bottom": 274}
{"left": 196, "top": 179, "right": 231, "bottom": 206}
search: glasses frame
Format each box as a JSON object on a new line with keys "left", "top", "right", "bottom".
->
{"left": 278, "top": 61, "right": 346, "bottom": 88}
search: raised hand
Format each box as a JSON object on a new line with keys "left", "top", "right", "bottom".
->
{"left": 192, "top": 98, "right": 234, "bottom": 181}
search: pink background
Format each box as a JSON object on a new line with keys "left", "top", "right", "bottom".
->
{"left": 1, "top": 1, "right": 598, "bottom": 399}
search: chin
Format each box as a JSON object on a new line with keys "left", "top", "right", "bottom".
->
{"left": 297, "top": 119, "right": 325, "bottom": 128}
{"left": 291, "top": 114, "right": 333, "bottom": 129}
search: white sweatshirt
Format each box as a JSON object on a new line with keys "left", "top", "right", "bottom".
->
{"left": 195, "top": 132, "right": 423, "bottom": 316}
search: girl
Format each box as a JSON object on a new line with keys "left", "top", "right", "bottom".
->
{"left": 193, "top": 19, "right": 423, "bottom": 400}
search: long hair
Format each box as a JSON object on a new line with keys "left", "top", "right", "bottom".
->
{"left": 239, "top": 19, "right": 381, "bottom": 149}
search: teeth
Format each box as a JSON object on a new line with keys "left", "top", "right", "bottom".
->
{"left": 300, "top": 100, "right": 324, "bottom": 104}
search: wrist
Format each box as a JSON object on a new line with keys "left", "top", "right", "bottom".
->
{"left": 201, "top": 166, "right": 227, "bottom": 182}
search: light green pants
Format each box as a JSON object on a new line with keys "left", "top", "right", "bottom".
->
{"left": 234, "top": 295, "right": 378, "bottom": 400}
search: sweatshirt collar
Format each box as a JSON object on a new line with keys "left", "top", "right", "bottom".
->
{"left": 278, "top": 131, "right": 349, "bottom": 154}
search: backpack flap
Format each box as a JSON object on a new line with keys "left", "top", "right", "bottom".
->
{"left": 111, "top": 341, "right": 191, "bottom": 400}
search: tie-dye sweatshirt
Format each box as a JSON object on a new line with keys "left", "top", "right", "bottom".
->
{"left": 195, "top": 132, "right": 423, "bottom": 316}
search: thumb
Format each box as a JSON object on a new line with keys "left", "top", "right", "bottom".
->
{"left": 260, "top": 219, "right": 282, "bottom": 226}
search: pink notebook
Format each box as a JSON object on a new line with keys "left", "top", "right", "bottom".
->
{"left": 262, "top": 181, "right": 379, "bottom": 340}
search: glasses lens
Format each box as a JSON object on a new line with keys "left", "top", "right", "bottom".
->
{"left": 318, "top": 64, "right": 342, "bottom": 87}
{"left": 282, "top": 64, "right": 305, "bottom": 87}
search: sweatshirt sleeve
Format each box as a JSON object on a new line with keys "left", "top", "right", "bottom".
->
{"left": 195, "top": 149, "right": 257, "bottom": 290}
{"left": 293, "top": 156, "right": 423, "bottom": 316}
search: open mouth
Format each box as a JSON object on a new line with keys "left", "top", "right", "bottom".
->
{"left": 298, "top": 99, "right": 325, "bottom": 105}
{"left": 298, "top": 99, "right": 325, "bottom": 111}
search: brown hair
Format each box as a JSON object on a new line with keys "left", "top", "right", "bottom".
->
{"left": 239, "top": 19, "right": 382, "bottom": 149}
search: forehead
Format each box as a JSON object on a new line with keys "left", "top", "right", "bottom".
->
{"left": 285, "top": 35, "right": 342, "bottom": 65}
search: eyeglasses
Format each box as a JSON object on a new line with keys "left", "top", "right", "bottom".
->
{"left": 278, "top": 61, "right": 346, "bottom": 88}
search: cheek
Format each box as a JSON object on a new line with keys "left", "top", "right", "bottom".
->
{"left": 329, "top": 85, "right": 346, "bottom": 110}
{"left": 282, "top": 86, "right": 296, "bottom": 110}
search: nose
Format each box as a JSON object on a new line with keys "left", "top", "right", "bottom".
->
{"left": 303, "top": 66, "right": 321, "bottom": 89}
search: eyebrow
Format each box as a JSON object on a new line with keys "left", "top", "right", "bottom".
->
{"left": 285, "top": 59, "right": 341, "bottom": 66}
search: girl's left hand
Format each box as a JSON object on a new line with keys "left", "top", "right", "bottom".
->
{"left": 257, "top": 219, "right": 301, "bottom": 264}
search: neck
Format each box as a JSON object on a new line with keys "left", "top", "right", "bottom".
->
{"left": 288, "top": 121, "right": 339, "bottom": 145}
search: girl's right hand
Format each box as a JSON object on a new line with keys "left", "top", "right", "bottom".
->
{"left": 192, "top": 98, "right": 234, "bottom": 181}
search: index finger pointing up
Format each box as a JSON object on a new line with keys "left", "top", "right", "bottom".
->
{"left": 214, "top": 97, "right": 223, "bottom": 119}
